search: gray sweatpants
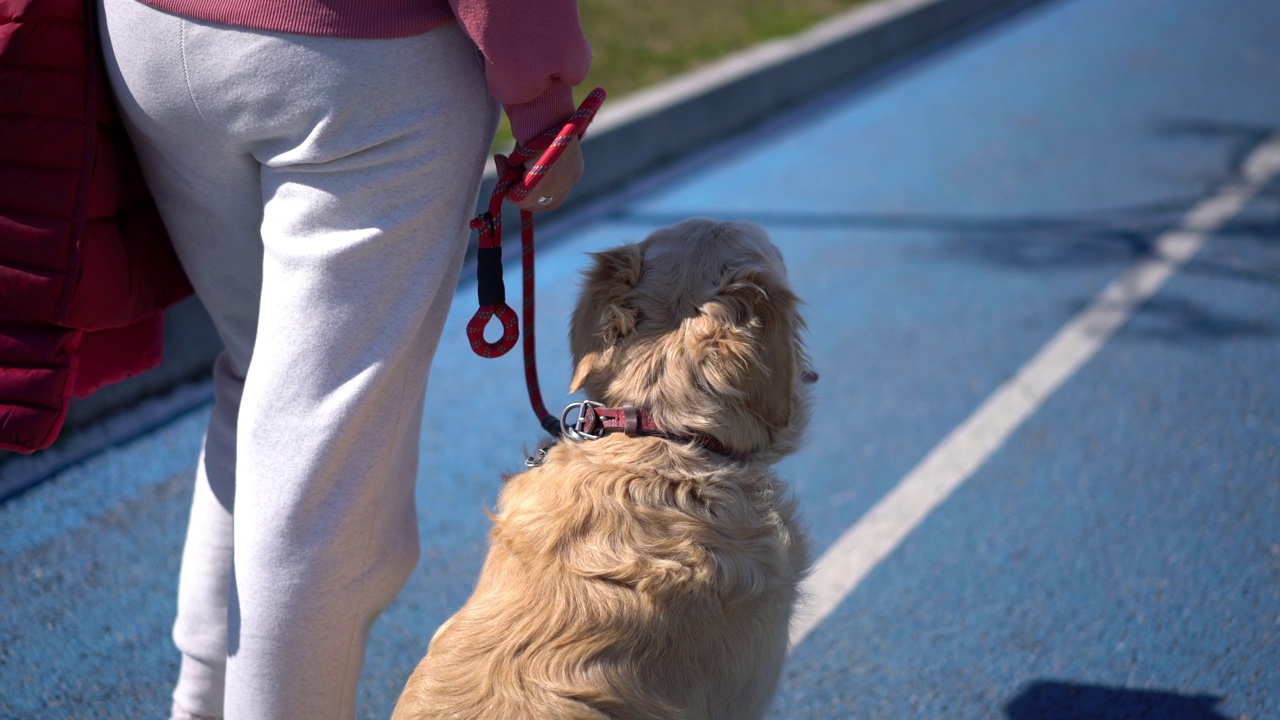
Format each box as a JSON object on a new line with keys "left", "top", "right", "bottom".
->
{"left": 98, "top": 1, "right": 500, "bottom": 717}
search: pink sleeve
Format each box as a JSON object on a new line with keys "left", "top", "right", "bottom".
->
{"left": 448, "top": 0, "right": 592, "bottom": 143}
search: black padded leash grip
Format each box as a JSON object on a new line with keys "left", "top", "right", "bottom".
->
{"left": 476, "top": 246, "right": 505, "bottom": 307}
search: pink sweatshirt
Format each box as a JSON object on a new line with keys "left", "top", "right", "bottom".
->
{"left": 137, "top": 0, "right": 592, "bottom": 142}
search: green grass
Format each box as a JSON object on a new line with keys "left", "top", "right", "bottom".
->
{"left": 491, "top": 0, "right": 873, "bottom": 152}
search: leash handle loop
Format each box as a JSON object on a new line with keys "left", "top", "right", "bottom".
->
{"left": 508, "top": 88, "right": 607, "bottom": 202}
{"left": 467, "top": 303, "right": 519, "bottom": 357}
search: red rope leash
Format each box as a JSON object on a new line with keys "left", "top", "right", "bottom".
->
{"left": 467, "top": 88, "right": 606, "bottom": 436}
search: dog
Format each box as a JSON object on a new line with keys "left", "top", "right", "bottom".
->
{"left": 393, "top": 219, "right": 813, "bottom": 719}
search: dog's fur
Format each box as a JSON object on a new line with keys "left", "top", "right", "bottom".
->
{"left": 393, "top": 219, "right": 812, "bottom": 719}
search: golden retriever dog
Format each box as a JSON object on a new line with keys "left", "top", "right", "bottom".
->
{"left": 394, "top": 219, "right": 813, "bottom": 719}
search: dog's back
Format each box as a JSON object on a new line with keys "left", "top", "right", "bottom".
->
{"left": 393, "top": 437, "right": 807, "bottom": 720}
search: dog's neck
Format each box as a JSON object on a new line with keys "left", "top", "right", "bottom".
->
{"left": 565, "top": 401, "right": 751, "bottom": 463}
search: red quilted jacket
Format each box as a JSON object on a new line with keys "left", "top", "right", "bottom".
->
{"left": 0, "top": 0, "right": 193, "bottom": 452}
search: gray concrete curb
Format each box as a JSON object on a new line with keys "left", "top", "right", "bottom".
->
{"left": 0, "top": 0, "right": 1048, "bottom": 498}
{"left": 478, "top": 0, "right": 1047, "bottom": 223}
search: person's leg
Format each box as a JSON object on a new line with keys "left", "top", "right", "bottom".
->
{"left": 223, "top": 25, "right": 496, "bottom": 718}
{"left": 99, "top": 2, "right": 499, "bottom": 716}
{"left": 99, "top": 2, "right": 262, "bottom": 716}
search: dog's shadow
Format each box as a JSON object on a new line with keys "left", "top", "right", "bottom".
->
{"left": 1004, "top": 681, "right": 1231, "bottom": 720}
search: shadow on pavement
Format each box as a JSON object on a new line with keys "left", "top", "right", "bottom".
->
{"left": 611, "top": 118, "right": 1280, "bottom": 343}
{"left": 608, "top": 192, "right": 1279, "bottom": 283}
{"left": 1004, "top": 680, "right": 1230, "bottom": 720}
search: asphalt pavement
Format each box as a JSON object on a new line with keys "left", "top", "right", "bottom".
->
{"left": 2, "top": 0, "right": 1278, "bottom": 717}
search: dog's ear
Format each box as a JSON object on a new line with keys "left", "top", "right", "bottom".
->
{"left": 570, "top": 244, "right": 644, "bottom": 394}
{"left": 692, "top": 263, "right": 805, "bottom": 436}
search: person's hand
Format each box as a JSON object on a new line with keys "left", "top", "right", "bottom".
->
{"left": 495, "top": 136, "right": 584, "bottom": 213}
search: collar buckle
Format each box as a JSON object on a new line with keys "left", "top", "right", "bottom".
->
{"left": 561, "top": 400, "right": 606, "bottom": 441}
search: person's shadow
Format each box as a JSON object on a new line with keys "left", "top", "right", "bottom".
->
{"left": 1004, "top": 681, "right": 1230, "bottom": 720}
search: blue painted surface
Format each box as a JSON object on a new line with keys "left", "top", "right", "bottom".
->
{"left": 780, "top": 183, "right": 1280, "bottom": 719}
{"left": 2, "top": 0, "right": 1278, "bottom": 717}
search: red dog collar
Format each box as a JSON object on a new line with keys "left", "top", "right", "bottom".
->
{"left": 562, "top": 401, "right": 746, "bottom": 462}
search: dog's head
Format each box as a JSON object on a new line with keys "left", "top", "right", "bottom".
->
{"left": 569, "top": 219, "right": 812, "bottom": 461}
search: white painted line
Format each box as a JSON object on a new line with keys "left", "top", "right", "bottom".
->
{"left": 790, "top": 132, "right": 1280, "bottom": 650}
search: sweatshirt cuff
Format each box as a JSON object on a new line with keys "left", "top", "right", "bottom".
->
{"left": 503, "top": 79, "right": 578, "bottom": 145}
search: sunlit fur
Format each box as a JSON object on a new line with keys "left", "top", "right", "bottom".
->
{"left": 393, "top": 219, "right": 812, "bottom": 719}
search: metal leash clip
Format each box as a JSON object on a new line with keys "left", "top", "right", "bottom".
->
{"left": 560, "top": 400, "right": 606, "bottom": 441}
{"left": 524, "top": 446, "right": 550, "bottom": 468}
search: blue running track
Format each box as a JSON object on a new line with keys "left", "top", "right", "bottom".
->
{"left": 2, "top": 0, "right": 1277, "bottom": 717}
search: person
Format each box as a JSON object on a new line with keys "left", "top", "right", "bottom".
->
{"left": 96, "top": 0, "right": 592, "bottom": 716}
